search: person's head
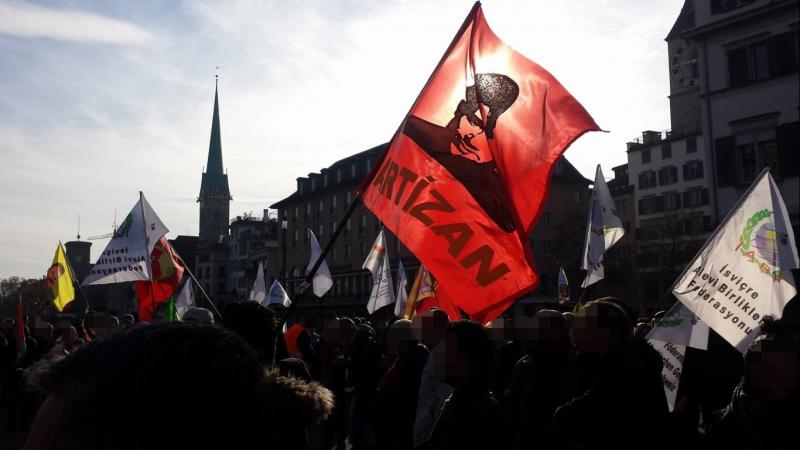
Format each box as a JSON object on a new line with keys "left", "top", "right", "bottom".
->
{"left": 572, "top": 300, "right": 632, "bottom": 357}
{"left": 529, "top": 310, "right": 571, "bottom": 357}
{"left": 742, "top": 317, "right": 798, "bottom": 402}
{"left": 278, "top": 357, "right": 312, "bottom": 383}
{"left": 485, "top": 317, "right": 510, "bottom": 346}
{"left": 439, "top": 320, "right": 493, "bottom": 389}
{"left": 59, "top": 327, "right": 78, "bottom": 346}
{"left": 88, "top": 314, "right": 119, "bottom": 337}
{"left": 385, "top": 319, "right": 417, "bottom": 359}
{"left": 1, "top": 318, "right": 14, "bottom": 336}
{"left": 634, "top": 321, "right": 652, "bottom": 339}
{"left": 411, "top": 309, "right": 450, "bottom": 349}
{"left": 118, "top": 315, "right": 135, "bottom": 328}
{"left": 25, "top": 323, "right": 332, "bottom": 450}
{"left": 562, "top": 312, "right": 576, "bottom": 328}
{"left": 33, "top": 322, "right": 55, "bottom": 343}
{"left": 321, "top": 317, "right": 357, "bottom": 348}
{"left": 182, "top": 308, "right": 215, "bottom": 325}
{"left": 222, "top": 301, "right": 278, "bottom": 363}
{"left": 651, "top": 310, "right": 666, "bottom": 328}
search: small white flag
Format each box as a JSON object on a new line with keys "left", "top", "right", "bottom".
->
{"left": 581, "top": 165, "right": 625, "bottom": 288}
{"left": 248, "top": 260, "right": 267, "bottom": 303}
{"left": 175, "top": 278, "right": 196, "bottom": 319}
{"left": 673, "top": 169, "right": 798, "bottom": 352}
{"left": 83, "top": 192, "right": 168, "bottom": 285}
{"left": 394, "top": 260, "right": 409, "bottom": 317}
{"left": 268, "top": 279, "right": 291, "bottom": 307}
{"left": 363, "top": 229, "right": 395, "bottom": 314}
{"left": 307, "top": 229, "right": 333, "bottom": 297}
{"left": 646, "top": 302, "right": 710, "bottom": 412}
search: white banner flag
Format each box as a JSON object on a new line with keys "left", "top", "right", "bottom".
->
{"left": 83, "top": 192, "right": 168, "bottom": 285}
{"left": 268, "top": 279, "right": 291, "bottom": 307}
{"left": 581, "top": 165, "right": 625, "bottom": 287}
{"left": 307, "top": 229, "right": 333, "bottom": 297}
{"left": 175, "top": 278, "right": 196, "bottom": 319}
{"left": 363, "top": 229, "right": 395, "bottom": 314}
{"left": 673, "top": 170, "right": 798, "bottom": 352}
{"left": 394, "top": 260, "right": 409, "bottom": 317}
{"left": 647, "top": 302, "right": 710, "bottom": 412}
{"left": 248, "top": 260, "right": 267, "bottom": 303}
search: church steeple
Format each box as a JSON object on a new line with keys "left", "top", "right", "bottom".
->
{"left": 198, "top": 77, "right": 231, "bottom": 243}
{"left": 206, "top": 77, "right": 224, "bottom": 175}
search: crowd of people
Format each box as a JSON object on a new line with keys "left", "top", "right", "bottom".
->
{"left": 0, "top": 296, "right": 797, "bottom": 450}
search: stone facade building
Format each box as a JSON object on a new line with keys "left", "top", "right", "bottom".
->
{"left": 270, "top": 144, "right": 589, "bottom": 315}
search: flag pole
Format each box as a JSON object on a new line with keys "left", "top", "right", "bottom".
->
{"left": 138, "top": 191, "right": 159, "bottom": 321}
{"left": 179, "top": 260, "right": 222, "bottom": 319}
{"left": 648, "top": 167, "right": 771, "bottom": 317}
{"left": 167, "top": 246, "right": 222, "bottom": 318}
{"left": 275, "top": 1, "right": 483, "bottom": 340}
{"left": 61, "top": 241, "right": 93, "bottom": 314}
{"left": 404, "top": 265, "right": 425, "bottom": 319}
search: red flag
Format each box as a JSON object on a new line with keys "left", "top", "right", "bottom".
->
{"left": 134, "top": 237, "right": 185, "bottom": 322}
{"left": 361, "top": 3, "right": 599, "bottom": 324}
{"left": 411, "top": 266, "right": 460, "bottom": 321}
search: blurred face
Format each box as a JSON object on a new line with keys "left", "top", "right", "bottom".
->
{"left": 746, "top": 345, "right": 798, "bottom": 401}
{"left": 412, "top": 312, "right": 448, "bottom": 349}
{"left": 571, "top": 306, "right": 611, "bottom": 356}
{"left": 439, "top": 331, "right": 469, "bottom": 384}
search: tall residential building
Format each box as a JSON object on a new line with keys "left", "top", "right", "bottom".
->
{"left": 195, "top": 80, "right": 232, "bottom": 299}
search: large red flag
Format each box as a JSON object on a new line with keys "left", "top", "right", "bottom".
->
{"left": 134, "top": 237, "right": 185, "bottom": 322}
{"left": 361, "top": 3, "right": 600, "bottom": 324}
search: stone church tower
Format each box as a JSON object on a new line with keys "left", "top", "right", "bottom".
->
{"left": 194, "top": 78, "right": 232, "bottom": 298}
{"left": 198, "top": 79, "right": 231, "bottom": 242}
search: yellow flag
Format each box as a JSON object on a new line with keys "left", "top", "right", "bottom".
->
{"left": 48, "top": 241, "right": 75, "bottom": 312}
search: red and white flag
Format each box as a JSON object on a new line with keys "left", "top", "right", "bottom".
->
{"left": 361, "top": 3, "right": 599, "bottom": 323}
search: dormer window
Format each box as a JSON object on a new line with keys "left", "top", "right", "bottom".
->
{"left": 311, "top": 178, "right": 316, "bottom": 191}
{"left": 366, "top": 159, "right": 372, "bottom": 172}
{"left": 337, "top": 169, "right": 342, "bottom": 183}
{"left": 351, "top": 164, "right": 357, "bottom": 178}
{"left": 298, "top": 180, "right": 304, "bottom": 194}
{"left": 323, "top": 174, "right": 328, "bottom": 187}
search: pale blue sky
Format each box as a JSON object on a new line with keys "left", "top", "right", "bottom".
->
{"left": 0, "top": 0, "right": 683, "bottom": 277}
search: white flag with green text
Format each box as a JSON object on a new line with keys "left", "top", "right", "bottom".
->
{"left": 673, "top": 170, "right": 798, "bottom": 352}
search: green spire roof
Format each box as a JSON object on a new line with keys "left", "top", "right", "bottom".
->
{"left": 206, "top": 80, "right": 223, "bottom": 175}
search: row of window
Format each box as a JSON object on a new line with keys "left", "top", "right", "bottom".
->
{"left": 640, "top": 138, "right": 697, "bottom": 164}
{"left": 291, "top": 213, "right": 376, "bottom": 245}
{"left": 717, "top": 123, "right": 798, "bottom": 187}
{"left": 196, "top": 265, "right": 226, "bottom": 280}
{"left": 299, "top": 159, "right": 374, "bottom": 194}
{"left": 638, "top": 188, "right": 710, "bottom": 215}
{"left": 638, "top": 215, "right": 713, "bottom": 241}
{"left": 287, "top": 269, "right": 407, "bottom": 298}
{"left": 727, "top": 32, "right": 798, "bottom": 87}
{"left": 291, "top": 191, "right": 355, "bottom": 221}
{"left": 638, "top": 160, "right": 704, "bottom": 189}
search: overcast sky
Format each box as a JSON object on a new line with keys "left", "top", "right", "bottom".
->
{"left": 0, "top": 0, "right": 683, "bottom": 278}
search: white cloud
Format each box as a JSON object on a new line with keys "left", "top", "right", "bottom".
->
{"left": 0, "top": 1, "right": 151, "bottom": 44}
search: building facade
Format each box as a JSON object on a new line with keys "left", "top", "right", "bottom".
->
{"left": 270, "top": 144, "right": 590, "bottom": 315}
{"left": 228, "top": 213, "right": 279, "bottom": 298}
{"left": 618, "top": 0, "right": 798, "bottom": 309}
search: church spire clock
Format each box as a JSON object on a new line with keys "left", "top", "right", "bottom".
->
{"left": 198, "top": 76, "right": 231, "bottom": 242}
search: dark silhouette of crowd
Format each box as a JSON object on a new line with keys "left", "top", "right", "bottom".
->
{"left": 0, "top": 295, "right": 796, "bottom": 450}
